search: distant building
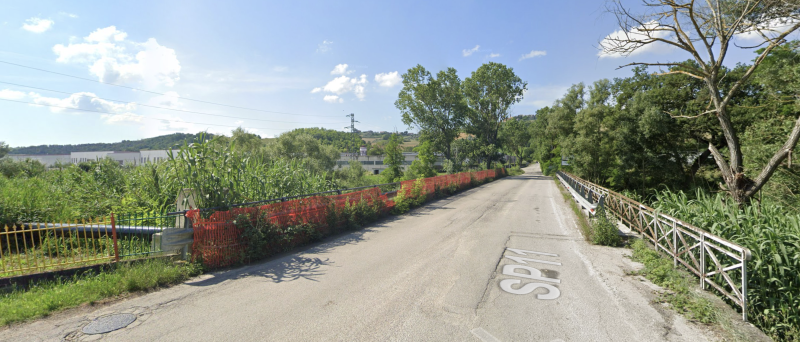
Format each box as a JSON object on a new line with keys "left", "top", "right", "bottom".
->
{"left": 335, "top": 152, "right": 443, "bottom": 175}
{"left": 8, "top": 150, "right": 174, "bottom": 167}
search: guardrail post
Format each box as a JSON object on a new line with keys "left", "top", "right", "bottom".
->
{"left": 111, "top": 213, "right": 119, "bottom": 262}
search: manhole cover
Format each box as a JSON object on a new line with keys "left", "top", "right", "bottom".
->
{"left": 82, "top": 313, "right": 137, "bottom": 335}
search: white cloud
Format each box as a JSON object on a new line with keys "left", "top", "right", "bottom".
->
{"left": 31, "top": 92, "right": 137, "bottom": 114}
{"left": 0, "top": 89, "right": 28, "bottom": 100}
{"left": 323, "top": 95, "right": 343, "bottom": 103}
{"left": 598, "top": 21, "right": 674, "bottom": 58}
{"left": 101, "top": 112, "right": 144, "bottom": 124}
{"left": 53, "top": 26, "right": 181, "bottom": 87}
{"left": 60, "top": 12, "right": 78, "bottom": 18}
{"left": 22, "top": 18, "right": 54, "bottom": 33}
{"left": 313, "top": 73, "right": 368, "bottom": 102}
{"left": 519, "top": 50, "right": 546, "bottom": 61}
{"left": 489, "top": 53, "right": 501, "bottom": 58}
{"left": 374, "top": 71, "right": 401, "bottom": 87}
{"left": 331, "top": 63, "right": 352, "bottom": 75}
{"left": 736, "top": 17, "right": 800, "bottom": 42}
{"left": 317, "top": 40, "right": 333, "bottom": 53}
{"left": 462, "top": 45, "right": 480, "bottom": 57}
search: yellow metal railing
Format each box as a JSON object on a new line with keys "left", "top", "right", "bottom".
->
{"left": 0, "top": 217, "right": 119, "bottom": 278}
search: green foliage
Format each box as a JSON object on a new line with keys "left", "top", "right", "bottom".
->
{"left": 651, "top": 188, "right": 800, "bottom": 340}
{"left": 0, "top": 133, "right": 335, "bottom": 226}
{"left": 10, "top": 133, "right": 210, "bottom": 155}
{"left": 0, "top": 259, "right": 202, "bottom": 326}
{"left": 499, "top": 117, "right": 531, "bottom": 165}
{"left": 391, "top": 178, "right": 426, "bottom": 214}
{"left": 281, "top": 127, "right": 365, "bottom": 153}
{"left": 396, "top": 65, "right": 467, "bottom": 160}
{"left": 0, "top": 142, "right": 9, "bottom": 159}
{"left": 590, "top": 209, "right": 621, "bottom": 247}
{"left": 263, "top": 132, "right": 340, "bottom": 175}
{"left": 630, "top": 239, "right": 718, "bottom": 324}
{"left": 463, "top": 62, "right": 527, "bottom": 169}
{"left": 382, "top": 134, "right": 404, "bottom": 183}
{"left": 405, "top": 141, "right": 436, "bottom": 180}
{"left": 0, "top": 158, "right": 46, "bottom": 178}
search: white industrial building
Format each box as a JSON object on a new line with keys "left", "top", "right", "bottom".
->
{"left": 7, "top": 149, "right": 432, "bottom": 173}
{"left": 8, "top": 150, "right": 173, "bottom": 167}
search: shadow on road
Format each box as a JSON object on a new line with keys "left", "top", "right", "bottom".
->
{"left": 184, "top": 172, "right": 548, "bottom": 287}
{"left": 185, "top": 217, "right": 406, "bottom": 287}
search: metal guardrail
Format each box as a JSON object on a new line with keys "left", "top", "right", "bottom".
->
{"left": 555, "top": 171, "right": 752, "bottom": 321}
{"left": 555, "top": 172, "right": 605, "bottom": 215}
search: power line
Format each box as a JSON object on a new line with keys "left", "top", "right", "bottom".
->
{"left": 0, "top": 81, "right": 343, "bottom": 125}
{"left": 0, "top": 98, "right": 317, "bottom": 131}
{"left": 0, "top": 60, "right": 338, "bottom": 118}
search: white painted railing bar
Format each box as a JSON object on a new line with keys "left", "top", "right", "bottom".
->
{"left": 554, "top": 171, "right": 752, "bottom": 321}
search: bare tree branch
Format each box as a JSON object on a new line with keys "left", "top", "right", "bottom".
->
{"left": 746, "top": 114, "right": 800, "bottom": 197}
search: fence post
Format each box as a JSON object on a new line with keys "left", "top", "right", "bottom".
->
{"left": 700, "top": 233, "right": 706, "bottom": 290}
{"left": 111, "top": 213, "right": 120, "bottom": 262}
{"left": 672, "top": 220, "right": 677, "bottom": 267}
{"left": 742, "top": 251, "right": 748, "bottom": 322}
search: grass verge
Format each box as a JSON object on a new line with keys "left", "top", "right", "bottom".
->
{"left": 0, "top": 258, "right": 202, "bottom": 326}
{"left": 553, "top": 178, "right": 593, "bottom": 241}
{"left": 630, "top": 239, "right": 718, "bottom": 324}
{"left": 507, "top": 166, "right": 525, "bottom": 176}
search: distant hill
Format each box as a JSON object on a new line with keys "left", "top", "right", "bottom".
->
{"left": 10, "top": 133, "right": 213, "bottom": 155}
{"left": 283, "top": 128, "right": 366, "bottom": 152}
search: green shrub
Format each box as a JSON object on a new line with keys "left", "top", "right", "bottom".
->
{"left": 591, "top": 209, "right": 621, "bottom": 246}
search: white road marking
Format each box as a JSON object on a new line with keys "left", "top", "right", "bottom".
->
{"left": 499, "top": 279, "right": 560, "bottom": 299}
{"left": 502, "top": 265, "right": 560, "bottom": 283}
{"left": 506, "top": 248, "right": 558, "bottom": 257}
{"left": 471, "top": 327, "right": 501, "bottom": 342}
{"left": 504, "top": 255, "right": 562, "bottom": 266}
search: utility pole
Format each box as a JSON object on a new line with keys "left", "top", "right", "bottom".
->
{"left": 344, "top": 113, "right": 360, "bottom": 155}
{"left": 344, "top": 113, "right": 359, "bottom": 133}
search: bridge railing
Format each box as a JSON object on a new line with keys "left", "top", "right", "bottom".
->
{"left": 555, "top": 171, "right": 752, "bottom": 321}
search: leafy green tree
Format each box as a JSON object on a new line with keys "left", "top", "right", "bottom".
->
{"left": 462, "top": 62, "right": 527, "bottom": 169}
{"left": 281, "top": 127, "right": 365, "bottom": 153}
{"left": 406, "top": 141, "right": 437, "bottom": 179}
{"left": 382, "top": 134, "right": 404, "bottom": 183}
{"left": 0, "top": 142, "right": 9, "bottom": 159}
{"left": 264, "top": 133, "right": 339, "bottom": 174}
{"left": 499, "top": 117, "right": 531, "bottom": 165}
{"left": 603, "top": 0, "right": 800, "bottom": 205}
{"left": 396, "top": 65, "right": 467, "bottom": 161}
{"left": 230, "top": 127, "right": 263, "bottom": 154}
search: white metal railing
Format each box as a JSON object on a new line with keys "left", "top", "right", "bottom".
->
{"left": 555, "top": 171, "right": 752, "bottom": 321}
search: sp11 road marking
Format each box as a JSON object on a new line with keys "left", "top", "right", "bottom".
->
{"left": 499, "top": 248, "right": 562, "bottom": 300}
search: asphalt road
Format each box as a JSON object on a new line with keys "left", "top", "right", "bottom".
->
{"left": 1, "top": 164, "right": 715, "bottom": 341}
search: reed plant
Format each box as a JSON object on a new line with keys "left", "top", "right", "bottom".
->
{"left": 652, "top": 188, "right": 800, "bottom": 341}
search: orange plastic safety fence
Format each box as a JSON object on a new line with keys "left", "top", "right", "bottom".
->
{"left": 188, "top": 169, "right": 505, "bottom": 269}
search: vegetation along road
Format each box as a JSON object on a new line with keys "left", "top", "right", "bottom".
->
{"left": 0, "top": 164, "right": 722, "bottom": 341}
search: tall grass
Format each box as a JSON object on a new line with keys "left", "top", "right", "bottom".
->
{"left": 652, "top": 189, "right": 800, "bottom": 341}
{"left": 0, "top": 134, "right": 336, "bottom": 226}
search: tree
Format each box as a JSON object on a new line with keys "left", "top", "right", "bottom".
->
{"left": 463, "top": 62, "right": 527, "bottom": 169}
{"left": 264, "top": 133, "right": 339, "bottom": 174}
{"left": 0, "top": 142, "right": 9, "bottom": 159}
{"left": 602, "top": 0, "right": 800, "bottom": 205}
{"left": 382, "top": 134, "right": 404, "bottom": 183}
{"left": 406, "top": 141, "right": 437, "bottom": 179}
{"left": 499, "top": 117, "right": 531, "bottom": 165}
{"left": 230, "top": 127, "right": 263, "bottom": 154}
{"left": 395, "top": 65, "right": 467, "bottom": 161}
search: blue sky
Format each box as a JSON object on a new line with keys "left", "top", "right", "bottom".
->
{"left": 1, "top": 0, "right": 794, "bottom": 147}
